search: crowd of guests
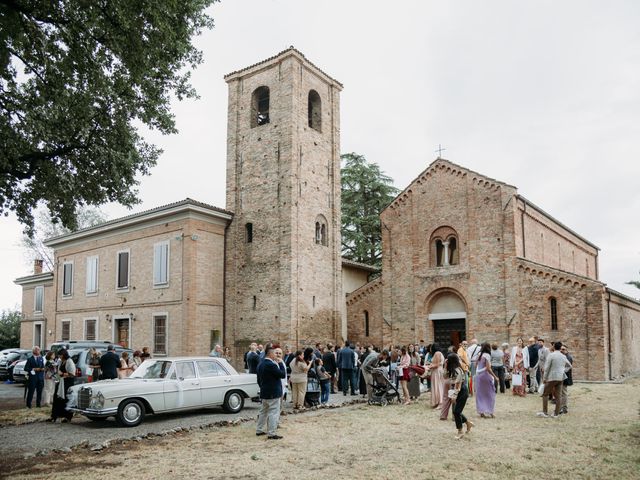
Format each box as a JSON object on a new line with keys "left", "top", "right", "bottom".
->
{"left": 252, "top": 335, "right": 575, "bottom": 440}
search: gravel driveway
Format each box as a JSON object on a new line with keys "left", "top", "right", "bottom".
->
{"left": 1, "top": 393, "right": 362, "bottom": 457}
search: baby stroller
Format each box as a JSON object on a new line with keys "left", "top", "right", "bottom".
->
{"left": 305, "top": 368, "right": 321, "bottom": 407}
{"left": 368, "top": 367, "right": 401, "bottom": 406}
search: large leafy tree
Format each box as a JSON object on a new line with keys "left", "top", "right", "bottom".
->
{"left": 627, "top": 274, "right": 640, "bottom": 290}
{"left": 0, "top": 0, "right": 216, "bottom": 235}
{"left": 341, "top": 152, "right": 398, "bottom": 267}
{"left": 0, "top": 308, "right": 21, "bottom": 349}
{"left": 22, "top": 206, "right": 107, "bottom": 271}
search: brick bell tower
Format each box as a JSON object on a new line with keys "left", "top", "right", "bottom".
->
{"left": 224, "top": 48, "right": 343, "bottom": 355}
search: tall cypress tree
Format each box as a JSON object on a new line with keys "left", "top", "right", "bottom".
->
{"left": 341, "top": 153, "right": 398, "bottom": 268}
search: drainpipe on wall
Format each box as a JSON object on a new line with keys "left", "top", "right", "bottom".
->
{"left": 382, "top": 221, "right": 392, "bottom": 346}
{"left": 606, "top": 290, "right": 612, "bottom": 380}
{"left": 222, "top": 222, "right": 229, "bottom": 355}
{"left": 521, "top": 200, "right": 526, "bottom": 258}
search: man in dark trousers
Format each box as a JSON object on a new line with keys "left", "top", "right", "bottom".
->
{"left": 256, "top": 344, "right": 286, "bottom": 440}
{"left": 99, "top": 345, "right": 120, "bottom": 380}
{"left": 322, "top": 344, "right": 337, "bottom": 393}
{"left": 25, "top": 346, "right": 45, "bottom": 408}
{"left": 337, "top": 341, "right": 356, "bottom": 396}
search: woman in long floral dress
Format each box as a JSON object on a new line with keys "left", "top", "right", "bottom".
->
{"left": 510, "top": 337, "right": 529, "bottom": 397}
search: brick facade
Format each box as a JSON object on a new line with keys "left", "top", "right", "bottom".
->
{"left": 347, "top": 159, "right": 640, "bottom": 380}
{"left": 16, "top": 200, "right": 231, "bottom": 356}
{"left": 224, "top": 48, "right": 343, "bottom": 359}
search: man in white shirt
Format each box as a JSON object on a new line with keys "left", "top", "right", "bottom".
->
{"left": 536, "top": 341, "right": 572, "bottom": 418}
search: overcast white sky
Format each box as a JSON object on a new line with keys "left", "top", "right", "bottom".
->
{"left": 1, "top": 0, "right": 639, "bottom": 310}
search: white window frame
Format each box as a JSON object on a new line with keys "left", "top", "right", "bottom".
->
{"left": 85, "top": 255, "right": 99, "bottom": 296}
{"left": 34, "top": 285, "right": 44, "bottom": 315}
{"left": 153, "top": 241, "right": 170, "bottom": 288}
{"left": 115, "top": 249, "right": 130, "bottom": 291}
{"left": 62, "top": 261, "right": 74, "bottom": 298}
{"left": 60, "top": 319, "right": 71, "bottom": 342}
{"left": 153, "top": 312, "right": 169, "bottom": 357}
{"left": 33, "top": 321, "right": 44, "bottom": 348}
{"left": 84, "top": 317, "right": 99, "bottom": 341}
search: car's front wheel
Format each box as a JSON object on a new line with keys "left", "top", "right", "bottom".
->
{"left": 222, "top": 391, "right": 244, "bottom": 413}
{"left": 116, "top": 399, "right": 145, "bottom": 427}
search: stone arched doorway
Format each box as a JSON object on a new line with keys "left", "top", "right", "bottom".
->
{"left": 427, "top": 290, "right": 467, "bottom": 349}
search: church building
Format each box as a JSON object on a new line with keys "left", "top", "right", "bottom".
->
{"left": 14, "top": 48, "right": 639, "bottom": 381}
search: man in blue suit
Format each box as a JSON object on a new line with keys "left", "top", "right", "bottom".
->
{"left": 25, "top": 346, "right": 45, "bottom": 408}
{"left": 256, "top": 344, "right": 286, "bottom": 440}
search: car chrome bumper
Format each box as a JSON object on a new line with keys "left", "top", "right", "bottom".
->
{"left": 70, "top": 407, "right": 118, "bottom": 417}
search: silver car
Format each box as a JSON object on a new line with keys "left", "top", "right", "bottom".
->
{"left": 68, "top": 357, "right": 259, "bottom": 427}
{"left": 12, "top": 359, "right": 28, "bottom": 384}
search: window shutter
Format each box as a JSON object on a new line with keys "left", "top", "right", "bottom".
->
{"left": 34, "top": 286, "right": 44, "bottom": 312}
{"left": 86, "top": 256, "right": 98, "bottom": 293}
{"left": 117, "top": 252, "right": 129, "bottom": 288}
{"left": 63, "top": 264, "right": 73, "bottom": 296}
{"left": 154, "top": 243, "right": 168, "bottom": 285}
{"left": 85, "top": 319, "right": 96, "bottom": 341}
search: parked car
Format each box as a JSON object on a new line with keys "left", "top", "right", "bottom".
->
{"left": 12, "top": 359, "right": 29, "bottom": 384}
{"left": 0, "top": 350, "right": 31, "bottom": 381}
{"left": 68, "top": 347, "right": 133, "bottom": 384}
{"left": 50, "top": 340, "right": 120, "bottom": 354}
{"left": 68, "top": 357, "right": 260, "bottom": 427}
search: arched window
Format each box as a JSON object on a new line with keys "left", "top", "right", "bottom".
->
{"left": 245, "top": 223, "right": 253, "bottom": 243}
{"left": 430, "top": 226, "right": 460, "bottom": 267}
{"left": 435, "top": 239, "right": 444, "bottom": 266}
{"left": 550, "top": 297, "right": 558, "bottom": 330}
{"left": 251, "top": 86, "right": 270, "bottom": 127}
{"left": 364, "top": 310, "right": 370, "bottom": 337}
{"left": 314, "top": 215, "right": 328, "bottom": 246}
{"left": 448, "top": 237, "right": 459, "bottom": 265}
{"left": 308, "top": 90, "right": 321, "bottom": 132}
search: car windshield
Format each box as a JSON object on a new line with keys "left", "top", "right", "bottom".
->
{"left": 130, "top": 360, "right": 172, "bottom": 379}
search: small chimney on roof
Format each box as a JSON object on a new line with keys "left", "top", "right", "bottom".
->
{"left": 34, "top": 259, "right": 43, "bottom": 274}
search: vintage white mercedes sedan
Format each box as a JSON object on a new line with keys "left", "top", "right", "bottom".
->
{"left": 68, "top": 357, "right": 259, "bottom": 427}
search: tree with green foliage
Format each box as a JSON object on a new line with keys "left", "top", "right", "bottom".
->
{"left": 627, "top": 273, "right": 640, "bottom": 290}
{"left": 0, "top": 0, "right": 217, "bottom": 235}
{"left": 341, "top": 152, "right": 399, "bottom": 268}
{"left": 21, "top": 206, "right": 107, "bottom": 271}
{"left": 0, "top": 308, "right": 21, "bottom": 349}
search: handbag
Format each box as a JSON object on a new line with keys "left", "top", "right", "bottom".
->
{"left": 512, "top": 373, "right": 523, "bottom": 386}
{"left": 447, "top": 388, "right": 458, "bottom": 400}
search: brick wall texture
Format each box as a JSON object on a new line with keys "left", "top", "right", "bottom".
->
{"left": 224, "top": 49, "right": 343, "bottom": 360}
{"left": 347, "top": 159, "right": 640, "bottom": 381}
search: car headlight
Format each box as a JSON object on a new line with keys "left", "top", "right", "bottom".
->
{"left": 89, "top": 391, "right": 105, "bottom": 409}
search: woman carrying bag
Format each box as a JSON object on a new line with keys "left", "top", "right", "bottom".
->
{"left": 509, "top": 338, "right": 529, "bottom": 397}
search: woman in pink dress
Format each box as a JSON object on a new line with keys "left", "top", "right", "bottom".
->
{"left": 510, "top": 337, "right": 529, "bottom": 397}
{"left": 428, "top": 344, "right": 445, "bottom": 408}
